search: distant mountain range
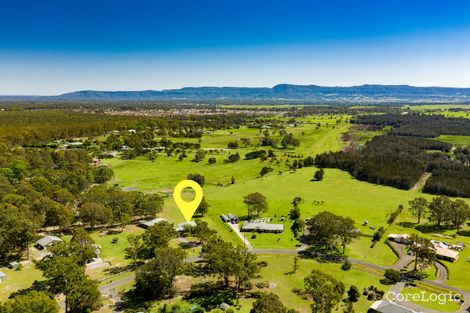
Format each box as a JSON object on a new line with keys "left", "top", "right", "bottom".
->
{"left": 3, "top": 84, "right": 470, "bottom": 103}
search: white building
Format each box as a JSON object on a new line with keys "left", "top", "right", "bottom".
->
{"left": 0, "top": 271, "right": 6, "bottom": 283}
{"left": 388, "top": 234, "right": 410, "bottom": 244}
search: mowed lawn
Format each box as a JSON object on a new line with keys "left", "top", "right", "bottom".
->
{"left": 0, "top": 261, "right": 44, "bottom": 302}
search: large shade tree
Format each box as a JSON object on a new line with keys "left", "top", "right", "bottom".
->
{"left": 304, "top": 269, "right": 345, "bottom": 313}
{"left": 243, "top": 192, "right": 268, "bottom": 219}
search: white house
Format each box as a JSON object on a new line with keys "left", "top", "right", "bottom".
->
{"left": 388, "top": 234, "right": 410, "bottom": 244}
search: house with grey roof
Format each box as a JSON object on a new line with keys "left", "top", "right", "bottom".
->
{"left": 138, "top": 218, "right": 167, "bottom": 229}
{"left": 36, "top": 235, "right": 63, "bottom": 250}
{"left": 7, "top": 261, "right": 20, "bottom": 270}
{"left": 241, "top": 221, "right": 284, "bottom": 233}
{"left": 220, "top": 214, "right": 230, "bottom": 223}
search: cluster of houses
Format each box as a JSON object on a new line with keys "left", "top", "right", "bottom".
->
{"left": 138, "top": 218, "right": 197, "bottom": 234}
{"left": 139, "top": 214, "right": 286, "bottom": 235}
{"left": 388, "top": 234, "right": 464, "bottom": 262}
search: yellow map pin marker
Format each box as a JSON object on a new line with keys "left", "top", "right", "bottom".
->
{"left": 173, "top": 180, "right": 203, "bottom": 222}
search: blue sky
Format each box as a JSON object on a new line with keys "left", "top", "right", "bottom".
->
{"left": 1, "top": 0, "right": 470, "bottom": 94}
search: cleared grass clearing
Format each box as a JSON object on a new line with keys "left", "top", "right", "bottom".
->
{"left": 436, "top": 135, "right": 470, "bottom": 146}
{"left": 346, "top": 236, "right": 398, "bottom": 267}
{"left": 409, "top": 104, "right": 470, "bottom": 111}
{"left": 205, "top": 168, "right": 418, "bottom": 235}
{"left": 106, "top": 153, "right": 264, "bottom": 192}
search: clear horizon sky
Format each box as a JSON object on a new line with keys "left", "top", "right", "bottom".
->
{"left": 1, "top": 0, "right": 470, "bottom": 95}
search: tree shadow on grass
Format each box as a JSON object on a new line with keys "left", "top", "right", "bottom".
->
{"left": 104, "top": 263, "right": 139, "bottom": 275}
{"left": 184, "top": 282, "right": 234, "bottom": 311}
{"left": 414, "top": 224, "right": 453, "bottom": 234}
{"left": 179, "top": 241, "right": 201, "bottom": 249}
{"left": 457, "top": 230, "right": 470, "bottom": 237}
{"left": 8, "top": 280, "right": 51, "bottom": 299}
{"left": 120, "top": 288, "right": 158, "bottom": 312}
{"left": 397, "top": 221, "right": 416, "bottom": 229}
{"left": 299, "top": 245, "right": 345, "bottom": 263}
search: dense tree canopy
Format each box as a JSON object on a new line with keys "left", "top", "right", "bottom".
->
{"left": 306, "top": 211, "right": 358, "bottom": 253}
{"left": 134, "top": 247, "right": 187, "bottom": 300}
{"left": 304, "top": 270, "right": 345, "bottom": 313}
{"left": 0, "top": 291, "right": 59, "bottom": 313}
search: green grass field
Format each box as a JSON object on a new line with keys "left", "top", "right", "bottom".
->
{"left": 103, "top": 114, "right": 470, "bottom": 303}
{"left": 0, "top": 261, "right": 44, "bottom": 302}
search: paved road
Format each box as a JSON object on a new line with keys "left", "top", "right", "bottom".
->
{"left": 421, "top": 280, "right": 470, "bottom": 313}
{"left": 390, "top": 241, "right": 449, "bottom": 283}
{"left": 434, "top": 261, "right": 448, "bottom": 284}
{"left": 228, "top": 223, "right": 254, "bottom": 250}
{"left": 389, "top": 241, "right": 414, "bottom": 270}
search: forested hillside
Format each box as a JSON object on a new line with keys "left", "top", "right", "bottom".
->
{"left": 4, "top": 84, "right": 470, "bottom": 103}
